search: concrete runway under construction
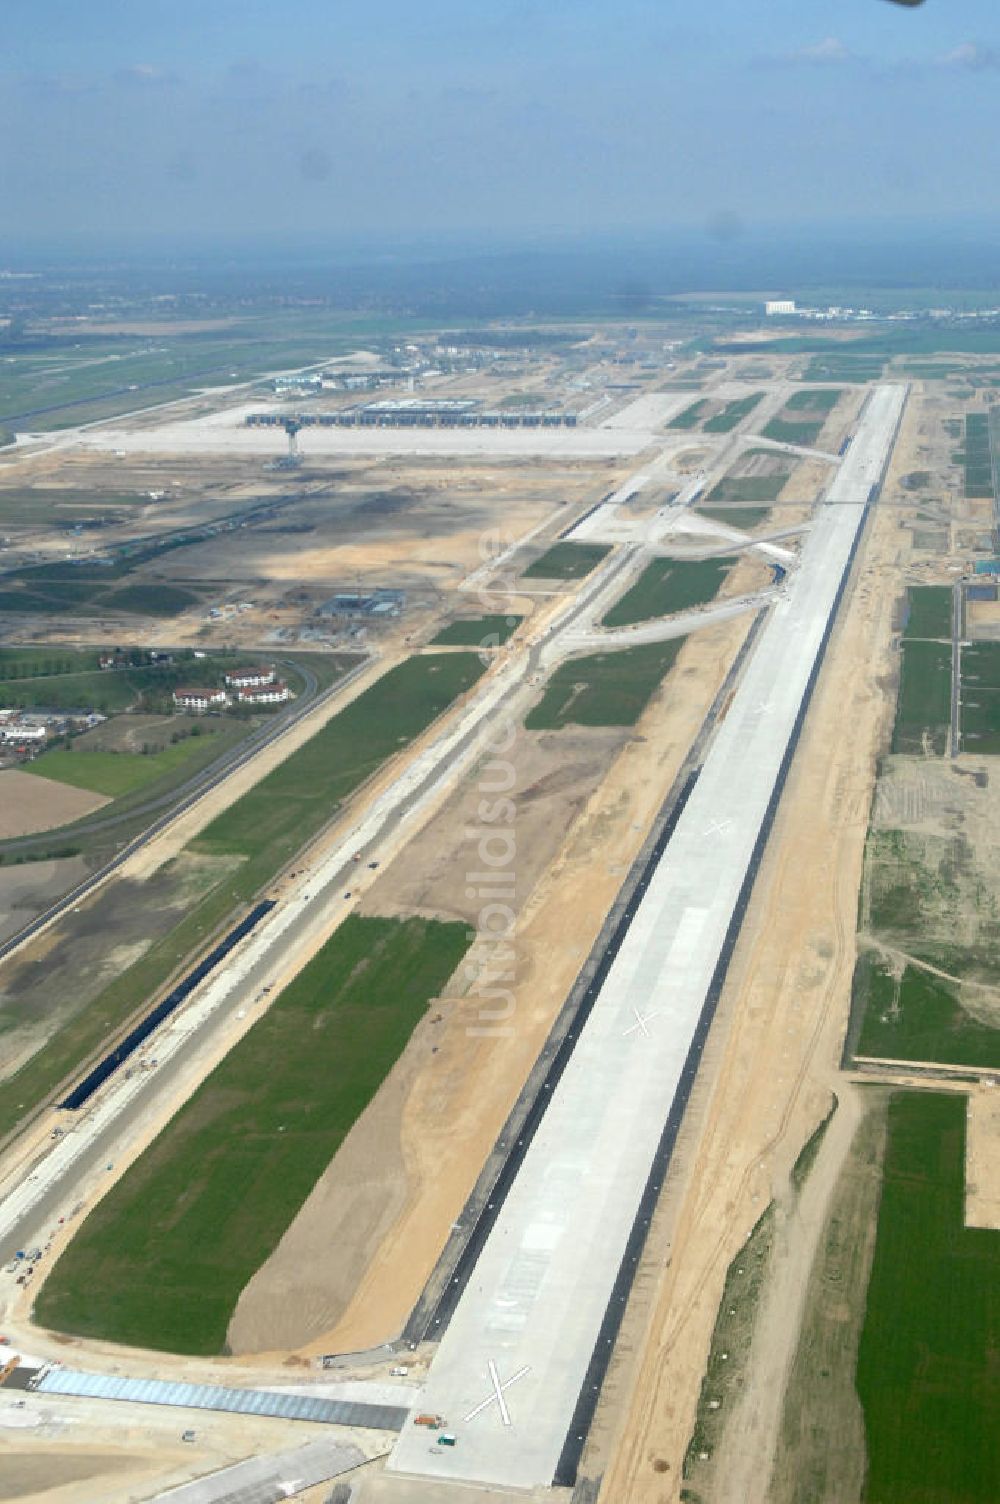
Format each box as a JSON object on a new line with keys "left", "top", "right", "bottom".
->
{"left": 387, "top": 384, "right": 907, "bottom": 1493}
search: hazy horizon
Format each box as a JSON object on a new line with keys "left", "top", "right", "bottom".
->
{"left": 3, "top": 0, "right": 998, "bottom": 251}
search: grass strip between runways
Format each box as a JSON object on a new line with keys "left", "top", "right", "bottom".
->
{"left": 35, "top": 915, "right": 471, "bottom": 1355}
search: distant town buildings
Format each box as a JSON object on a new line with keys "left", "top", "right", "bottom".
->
{"left": 0, "top": 708, "right": 105, "bottom": 755}
{"left": 0, "top": 720, "right": 48, "bottom": 744}
{"left": 765, "top": 299, "right": 797, "bottom": 316}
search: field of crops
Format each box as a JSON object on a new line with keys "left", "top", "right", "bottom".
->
{"left": 890, "top": 640, "right": 951, "bottom": 755}
{"left": 963, "top": 413, "right": 995, "bottom": 500}
{"left": 853, "top": 955, "right": 1000, "bottom": 1069}
{"left": 903, "top": 585, "right": 952, "bottom": 641}
{"left": 856, "top": 1091, "right": 1000, "bottom": 1503}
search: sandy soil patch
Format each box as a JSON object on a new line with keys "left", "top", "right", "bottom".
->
{"left": 227, "top": 612, "right": 751, "bottom": 1362}
{"left": 357, "top": 728, "right": 626, "bottom": 925}
{"left": 965, "top": 1087, "right": 1000, "bottom": 1230}
{"left": 592, "top": 405, "right": 914, "bottom": 1503}
{"left": 0, "top": 1448, "right": 136, "bottom": 1502}
{"left": 968, "top": 598, "right": 1000, "bottom": 637}
{"left": 0, "top": 771, "right": 108, "bottom": 840}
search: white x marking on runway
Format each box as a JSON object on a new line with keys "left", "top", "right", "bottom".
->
{"left": 705, "top": 818, "right": 733, "bottom": 837}
{"left": 624, "top": 1006, "right": 660, "bottom": 1038}
{"left": 464, "top": 1361, "right": 531, "bottom": 1425}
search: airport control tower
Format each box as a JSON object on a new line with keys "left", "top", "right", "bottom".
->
{"left": 281, "top": 416, "right": 303, "bottom": 468}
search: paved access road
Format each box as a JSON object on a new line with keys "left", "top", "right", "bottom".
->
{"left": 387, "top": 384, "right": 907, "bottom": 1493}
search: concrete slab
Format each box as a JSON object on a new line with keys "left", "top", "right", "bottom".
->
{"left": 151, "top": 1438, "right": 367, "bottom": 1503}
{"left": 387, "top": 385, "right": 906, "bottom": 1492}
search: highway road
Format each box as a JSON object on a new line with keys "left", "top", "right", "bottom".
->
{"left": 387, "top": 384, "right": 907, "bottom": 1493}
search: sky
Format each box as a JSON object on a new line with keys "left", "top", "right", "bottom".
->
{"left": 1, "top": 0, "right": 998, "bottom": 250}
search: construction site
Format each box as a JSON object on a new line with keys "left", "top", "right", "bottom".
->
{"left": 1, "top": 315, "right": 999, "bottom": 1504}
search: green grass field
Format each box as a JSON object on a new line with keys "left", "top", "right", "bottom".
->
{"left": 856, "top": 1091, "right": 1000, "bottom": 1503}
{"left": 34, "top": 915, "right": 470, "bottom": 1354}
{"left": 802, "top": 353, "right": 886, "bottom": 383}
{"left": 761, "top": 414, "right": 828, "bottom": 448}
{"left": 26, "top": 736, "right": 224, "bottom": 798}
{"left": 961, "top": 642, "right": 1000, "bottom": 689}
{"left": 785, "top": 387, "right": 842, "bottom": 413}
{"left": 0, "top": 647, "right": 103, "bottom": 679}
{"left": 668, "top": 399, "right": 709, "bottom": 430}
{"left": 853, "top": 955, "right": 1000, "bottom": 1069}
{"left": 891, "top": 640, "right": 951, "bottom": 756}
{"left": 602, "top": 557, "right": 734, "bottom": 629}
{"left": 963, "top": 414, "right": 995, "bottom": 500}
{"left": 960, "top": 643, "right": 1000, "bottom": 752}
{"left": 903, "top": 585, "right": 952, "bottom": 641}
{"left": 430, "top": 614, "right": 523, "bottom": 647}
{"left": 959, "top": 694, "right": 1000, "bottom": 754}
{"left": 705, "top": 468, "right": 790, "bottom": 506}
{"left": 702, "top": 392, "right": 764, "bottom": 433}
{"left": 101, "top": 583, "right": 202, "bottom": 616}
{"left": 698, "top": 505, "right": 772, "bottom": 529}
{"left": 522, "top": 541, "right": 610, "bottom": 580}
{"left": 526, "top": 638, "right": 686, "bottom": 729}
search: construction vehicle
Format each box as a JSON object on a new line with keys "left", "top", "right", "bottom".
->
{"left": 414, "top": 1413, "right": 444, "bottom": 1429}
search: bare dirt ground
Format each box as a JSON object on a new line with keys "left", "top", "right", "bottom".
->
{"left": 862, "top": 754, "right": 1000, "bottom": 1010}
{"left": 591, "top": 399, "right": 918, "bottom": 1504}
{"left": 0, "top": 858, "right": 88, "bottom": 950}
{"left": 227, "top": 613, "right": 753, "bottom": 1361}
{"left": 0, "top": 1397, "right": 370, "bottom": 1504}
{"left": 968, "top": 598, "right": 1000, "bottom": 639}
{"left": 965, "top": 1086, "right": 1000, "bottom": 1230}
{"left": 0, "top": 771, "right": 107, "bottom": 840}
{"left": 763, "top": 1091, "right": 889, "bottom": 1504}
{"left": 357, "top": 727, "right": 627, "bottom": 926}
{"left": 0, "top": 851, "right": 240, "bottom": 1084}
